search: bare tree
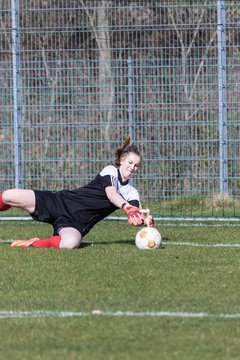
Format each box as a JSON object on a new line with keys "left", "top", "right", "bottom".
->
{"left": 80, "top": 0, "right": 114, "bottom": 153}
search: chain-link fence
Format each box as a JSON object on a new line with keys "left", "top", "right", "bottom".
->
{"left": 1, "top": 0, "right": 240, "bottom": 218}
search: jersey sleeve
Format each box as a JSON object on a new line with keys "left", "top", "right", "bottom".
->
{"left": 99, "top": 165, "right": 141, "bottom": 208}
{"left": 98, "top": 165, "right": 118, "bottom": 189}
{"left": 129, "top": 199, "right": 140, "bottom": 207}
{"left": 126, "top": 186, "right": 141, "bottom": 208}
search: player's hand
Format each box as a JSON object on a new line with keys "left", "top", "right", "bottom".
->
{"left": 122, "top": 204, "right": 146, "bottom": 226}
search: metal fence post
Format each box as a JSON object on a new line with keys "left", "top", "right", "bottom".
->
{"left": 127, "top": 56, "right": 135, "bottom": 142}
{"left": 11, "top": 0, "right": 23, "bottom": 188}
{"left": 217, "top": 0, "right": 228, "bottom": 195}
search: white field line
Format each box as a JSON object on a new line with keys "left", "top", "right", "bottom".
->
{"left": 1, "top": 239, "right": 240, "bottom": 248}
{"left": 1, "top": 216, "right": 240, "bottom": 224}
{"left": 163, "top": 241, "right": 240, "bottom": 247}
{"left": 1, "top": 310, "right": 240, "bottom": 319}
{"left": 2, "top": 217, "right": 240, "bottom": 230}
{"left": 159, "top": 223, "right": 240, "bottom": 227}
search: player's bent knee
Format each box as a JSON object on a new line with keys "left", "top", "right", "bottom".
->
{"left": 59, "top": 228, "right": 82, "bottom": 249}
{"left": 59, "top": 237, "right": 81, "bottom": 249}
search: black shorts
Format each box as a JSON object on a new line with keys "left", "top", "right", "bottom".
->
{"left": 30, "top": 190, "right": 86, "bottom": 236}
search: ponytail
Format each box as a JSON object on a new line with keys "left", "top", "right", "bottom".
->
{"left": 114, "top": 136, "right": 142, "bottom": 167}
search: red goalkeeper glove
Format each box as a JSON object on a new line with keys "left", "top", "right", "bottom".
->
{"left": 122, "top": 204, "right": 146, "bottom": 226}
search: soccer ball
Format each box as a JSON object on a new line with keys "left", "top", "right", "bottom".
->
{"left": 135, "top": 227, "right": 161, "bottom": 250}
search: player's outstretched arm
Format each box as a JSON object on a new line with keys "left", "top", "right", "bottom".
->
{"left": 105, "top": 186, "right": 128, "bottom": 209}
{"left": 105, "top": 186, "right": 146, "bottom": 226}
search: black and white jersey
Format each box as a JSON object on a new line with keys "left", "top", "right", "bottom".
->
{"left": 32, "top": 165, "right": 141, "bottom": 237}
{"left": 99, "top": 165, "right": 140, "bottom": 205}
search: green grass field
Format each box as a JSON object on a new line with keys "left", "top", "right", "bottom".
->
{"left": 1, "top": 220, "right": 240, "bottom": 359}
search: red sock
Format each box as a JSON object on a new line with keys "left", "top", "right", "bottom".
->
{"left": 32, "top": 235, "right": 61, "bottom": 248}
{"left": 0, "top": 192, "right": 11, "bottom": 211}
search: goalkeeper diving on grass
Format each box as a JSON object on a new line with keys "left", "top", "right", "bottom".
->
{"left": 0, "top": 137, "right": 153, "bottom": 249}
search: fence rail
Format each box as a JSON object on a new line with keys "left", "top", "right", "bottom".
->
{"left": 1, "top": 0, "right": 240, "bottom": 218}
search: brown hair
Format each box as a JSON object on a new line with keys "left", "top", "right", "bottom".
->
{"left": 114, "top": 136, "right": 142, "bottom": 167}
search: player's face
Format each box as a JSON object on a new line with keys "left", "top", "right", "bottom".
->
{"left": 119, "top": 152, "right": 141, "bottom": 181}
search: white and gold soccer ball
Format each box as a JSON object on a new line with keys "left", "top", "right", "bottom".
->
{"left": 135, "top": 227, "right": 161, "bottom": 250}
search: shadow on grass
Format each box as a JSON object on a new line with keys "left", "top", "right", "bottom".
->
{"left": 81, "top": 237, "right": 168, "bottom": 248}
{"left": 81, "top": 239, "right": 136, "bottom": 248}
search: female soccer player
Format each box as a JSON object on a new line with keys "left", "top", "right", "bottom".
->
{"left": 0, "top": 137, "right": 153, "bottom": 249}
